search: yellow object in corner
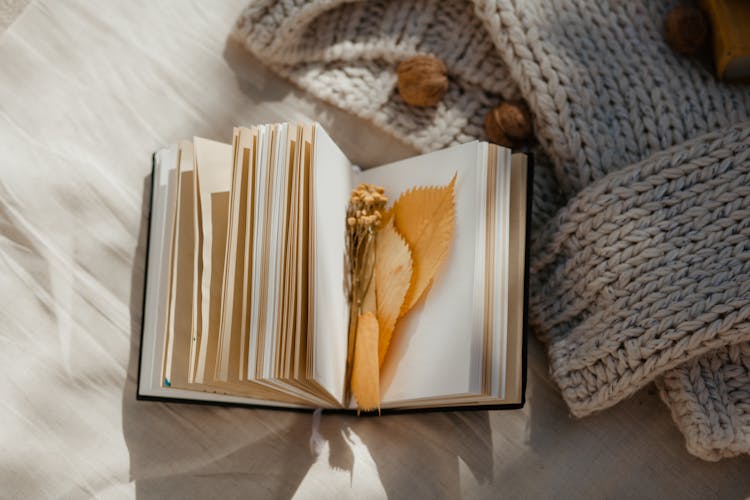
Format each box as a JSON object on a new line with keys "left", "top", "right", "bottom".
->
{"left": 702, "top": 0, "right": 750, "bottom": 81}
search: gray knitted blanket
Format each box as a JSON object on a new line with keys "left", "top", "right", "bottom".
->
{"left": 233, "top": 0, "right": 750, "bottom": 460}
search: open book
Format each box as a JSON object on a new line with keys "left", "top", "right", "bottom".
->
{"left": 137, "top": 122, "right": 531, "bottom": 412}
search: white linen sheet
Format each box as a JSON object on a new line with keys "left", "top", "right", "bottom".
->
{"left": 1, "top": 1, "right": 749, "bottom": 499}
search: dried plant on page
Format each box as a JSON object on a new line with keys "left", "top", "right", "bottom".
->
{"left": 344, "top": 183, "right": 387, "bottom": 410}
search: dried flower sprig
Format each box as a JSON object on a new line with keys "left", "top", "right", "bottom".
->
{"left": 344, "top": 183, "right": 387, "bottom": 406}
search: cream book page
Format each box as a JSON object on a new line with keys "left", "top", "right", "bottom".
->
{"left": 140, "top": 154, "right": 309, "bottom": 410}
{"left": 502, "top": 153, "right": 528, "bottom": 404}
{"left": 193, "top": 137, "right": 233, "bottom": 384}
{"left": 262, "top": 123, "right": 288, "bottom": 380}
{"left": 355, "top": 142, "right": 485, "bottom": 404}
{"left": 215, "top": 129, "right": 242, "bottom": 382}
{"left": 164, "top": 141, "right": 196, "bottom": 389}
{"left": 247, "top": 126, "right": 270, "bottom": 379}
{"left": 310, "top": 125, "right": 352, "bottom": 405}
{"left": 239, "top": 127, "right": 259, "bottom": 382}
{"left": 151, "top": 146, "right": 178, "bottom": 390}
{"left": 222, "top": 127, "right": 256, "bottom": 383}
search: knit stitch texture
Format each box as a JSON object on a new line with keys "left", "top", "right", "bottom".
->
{"left": 658, "top": 343, "right": 750, "bottom": 461}
{"left": 233, "top": 0, "right": 750, "bottom": 460}
{"left": 531, "top": 122, "right": 750, "bottom": 417}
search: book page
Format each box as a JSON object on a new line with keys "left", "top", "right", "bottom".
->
{"left": 239, "top": 128, "right": 259, "bottom": 381}
{"left": 189, "top": 140, "right": 202, "bottom": 382}
{"left": 278, "top": 125, "right": 298, "bottom": 379}
{"left": 215, "top": 129, "right": 241, "bottom": 382}
{"left": 248, "top": 126, "right": 272, "bottom": 378}
{"left": 310, "top": 125, "right": 352, "bottom": 404}
{"left": 502, "top": 153, "right": 528, "bottom": 404}
{"left": 262, "top": 123, "right": 287, "bottom": 380}
{"left": 141, "top": 146, "right": 309, "bottom": 409}
{"left": 223, "top": 128, "right": 254, "bottom": 382}
{"left": 140, "top": 148, "right": 183, "bottom": 395}
{"left": 356, "top": 142, "right": 484, "bottom": 403}
{"left": 247, "top": 126, "right": 267, "bottom": 378}
{"left": 193, "top": 137, "right": 233, "bottom": 384}
{"left": 164, "top": 141, "right": 196, "bottom": 389}
{"left": 496, "top": 146, "right": 512, "bottom": 398}
{"left": 150, "top": 146, "right": 178, "bottom": 390}
{"left": 287, "top": 127, "right": 302, "bottom": 379}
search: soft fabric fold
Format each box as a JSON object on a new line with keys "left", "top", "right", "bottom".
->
{"left": 658, "top": 343, "right": 750, "bottom": 461}
{"left": 530, "top": 123, "right": 750, "bottom": 417}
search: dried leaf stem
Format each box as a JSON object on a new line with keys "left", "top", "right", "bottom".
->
{"left": 344, "top": 184, "right": 387, "bottom": 405}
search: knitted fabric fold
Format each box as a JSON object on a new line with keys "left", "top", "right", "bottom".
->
{"left": 658, "top": 343, "right": 750, "bottom": 461}
{"left": 233, "top": 0, "right": 521, "bottom": 151}
{"left": 233, "top": 0, "right": 750, "bottom": 460}
{"left": 530, "top": 122, "right": 750, "bottom": 416}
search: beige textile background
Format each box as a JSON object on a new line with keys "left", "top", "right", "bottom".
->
{"left": 1, "top": 1, "right": 749, "bottom": 498}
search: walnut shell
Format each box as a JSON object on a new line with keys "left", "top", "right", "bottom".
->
{"left": 664, "top": 5, "right": 708, "bottom": 55}
{"left": 484, "top": 110, "right": 514, "bottom": 148}
{"left": 485, "top": 100, "right": 533, "bottom": 148}
{"left": 397, "top": 55, "right": 448, "bottom": 107}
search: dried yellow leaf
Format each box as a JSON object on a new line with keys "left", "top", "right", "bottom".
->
{"left": 350, "top": 311, "right": 380, "bottom": 412}
{"left": 375, "top": 219, "right": 413, "bottom": 366}
{"left": 393, "top": 175, "right": 457, "bottom": 314}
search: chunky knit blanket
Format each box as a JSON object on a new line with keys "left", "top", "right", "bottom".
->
{"left": 233, "top": 0, "right": 750, "bottom": 460}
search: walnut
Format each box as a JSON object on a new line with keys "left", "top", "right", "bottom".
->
{"left": 664, "top": 5, "right": 709, "bottom": 55}
{"left": 484, "top": 100, "right": 533, "bottom": 148}
{"left": 397, "top": 55, "right": 448, "bottom": 107}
